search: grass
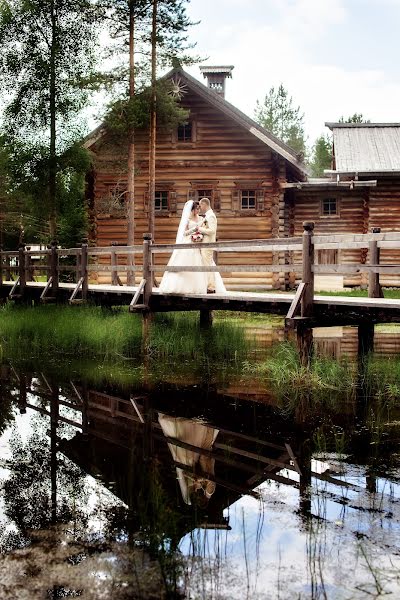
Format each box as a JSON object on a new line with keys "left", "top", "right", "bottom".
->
{"left": 0, "top": 304, "right": 143, "bottom": 359}
{"left": 0, "top": 304, "right": 251, "bottom": 364}
{"left": 243, "top": 342, "right": 356, "bottom": 408}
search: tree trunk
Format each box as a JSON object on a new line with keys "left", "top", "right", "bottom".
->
{"left": 49, "top": 0, "right": 57, "bottom": 241}
{"left": 148, "top": 0, "right": 157, "bottom": 239}
{"left": 126, "top": 0, "right": 136, "bottom": 285}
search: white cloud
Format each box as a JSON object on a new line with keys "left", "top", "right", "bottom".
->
{"left": 187, "top": 0, "right": 400, "bottom": 144}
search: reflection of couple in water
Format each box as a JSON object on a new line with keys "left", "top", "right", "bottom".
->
{"left": 158, "top": 414, "right": 219, "bottom": 506}
{"left": 159, "top": 197, "right": 226, "bottom": 296}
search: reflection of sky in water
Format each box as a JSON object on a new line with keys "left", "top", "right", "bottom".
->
{"left": 0, "top": 392, "right": 400, "bottom": 597}
{"left": 180, "top": 475, "right": 400, "bottom": 599}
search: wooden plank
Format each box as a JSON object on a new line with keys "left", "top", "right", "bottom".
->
{"left": 57, "top": 248, "right": 81, "bottom": 256}
{"left": 129, "top": 278, "right": 146, "bottom": 310}
{"left": 87, "top": 265, "right": 136, "bottom": 272}
{"left": 314, "top": 242, "right": 370, "bottom": 250}
{"left": 151, "top": 237, "right": 303, "bottom": 253}
{"left": 151, "top": 243, "right": 302, "bottom": 254}
{"left": 377, "top": 241, "right": 400, "bottom": 249}
{"left": 214, "top": 442, "right": 297, "bottom": 473}
{"left": 69, "top": 277, "right": 84, "bottom": 303}
{"left": 313, "top": 265, "right": 400, "bottom": 274}
{"left": 88, "top": 246, "right": 143, "bottom": 255}
{"left": 313, "top": 232, "right": 400, "bottom": 244}
{"left": 152, "top": 264, "right": 302, "bottom": 273}
{"left": 286, "top": 282, "right": 306, "bottom": 320}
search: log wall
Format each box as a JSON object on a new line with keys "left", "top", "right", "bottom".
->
{"left": 292, "top": 177, "right": 400, "bottom": 288}
{"left": 89, "top": 89, "right": 292, "bottom": 289}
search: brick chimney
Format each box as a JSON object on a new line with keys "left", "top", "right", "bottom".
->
{"left": 199, "top": 65, "right": 234, "bottom": 98}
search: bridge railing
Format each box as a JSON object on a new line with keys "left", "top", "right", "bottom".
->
{"left": 2, "top": 223, "right": 400, "bottom": 314}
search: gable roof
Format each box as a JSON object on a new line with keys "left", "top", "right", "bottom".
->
{"left": 84, "top": 67, "right": 309, "bottom": 177}
{"left": 326, "top": 122, "right": 400, "bottom": 175}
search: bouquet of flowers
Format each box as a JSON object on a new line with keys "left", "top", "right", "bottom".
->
{"left": 191, "top": 230, "right": 204, "bottom": 243}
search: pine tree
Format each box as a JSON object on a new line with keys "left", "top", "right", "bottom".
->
{"left": 339, "top": 113, "right": 370, "bottom": 124}
{"left": 0, "top": 0, "right": 104, "bottom": 240}
{"left": 309, "top": 135, "right": 332, "bottom": 177}
{"left": 255, "top": 84, "right": 306, "bottom": 158}
{"left": 103, "top": 0, "right": 195, "bottom": 255}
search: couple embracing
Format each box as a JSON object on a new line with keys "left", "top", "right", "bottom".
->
{"left": 159, "top": 197, "right": 226, "bottom": 295}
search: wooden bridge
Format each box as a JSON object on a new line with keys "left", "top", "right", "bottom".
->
{"left": 2, "top": 222, "right": 400, "bottom": 327}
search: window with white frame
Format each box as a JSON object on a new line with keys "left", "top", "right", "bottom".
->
{"left": 321, "top": 197, "right": 338, "bottom": 216}
{"left": 154, "top": 191, "right": 169, "bottom": 211}
{"left": 241, "top": 190, "right": 256, "bottom": 210}
{"left": 177, "top": 122, "right": 192, "bottom": 142}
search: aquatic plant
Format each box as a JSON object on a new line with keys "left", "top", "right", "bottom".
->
{"left": 243, "top": 342, "right": 356, "bottom": 408}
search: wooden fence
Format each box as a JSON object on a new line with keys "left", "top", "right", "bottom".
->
{"left": 1, "top": 223, "right": 400, "bottom": 316}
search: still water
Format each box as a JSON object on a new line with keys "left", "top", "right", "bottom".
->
{"left": 0, "top": 325, "right": 399, "bottom": 599}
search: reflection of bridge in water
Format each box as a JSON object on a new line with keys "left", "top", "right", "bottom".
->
{"left": 1, "top": 362, "right": 399, "bottom": 547}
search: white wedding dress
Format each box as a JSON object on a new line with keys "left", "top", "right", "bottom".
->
{"left": 159, "top": 202, "right": 226, "bottom": 295}
{"left": 158, "top": 413, "right": 219, "bottom": 505}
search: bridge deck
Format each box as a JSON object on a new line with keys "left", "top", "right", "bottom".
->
{"left": 2, "top": 280, "right": 400, "bottom": 325}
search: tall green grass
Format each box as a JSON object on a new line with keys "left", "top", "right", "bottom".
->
{"left": 0, "top": 304, "right": 143, "bottom": 359}
{"left": 0, "top": 305, "right": 251, "bottom": 364}
{"left": 243, "top": 342, "right": 356, "bottom": 408}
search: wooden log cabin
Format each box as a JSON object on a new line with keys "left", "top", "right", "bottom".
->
{"left": 84, "top": 66, "right": 308, "bottom": 290}
{"left": 287, "top": 123, "right": 400, "bottom": 289}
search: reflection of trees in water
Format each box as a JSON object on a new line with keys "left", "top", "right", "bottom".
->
{"left": 1, "top": 416, "right": 88, "bottom": 552}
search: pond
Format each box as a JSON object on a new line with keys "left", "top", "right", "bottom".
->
{"left": 0, "top": 318, "right": 400, "bottom": 599}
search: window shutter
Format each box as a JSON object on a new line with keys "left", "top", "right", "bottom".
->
{"left": 192, "top": 121, "right": 197, "bottom": 143}
{"left": 187, "top": 189, "right": 196, "bottom": 202}
{"left": 213, "top": 190, "right": 221, "bottom": 212}
{"left": 256, "top": 190, "right": 265, "bottom": 211}
{"left": 231, "top": 189, "right": 240, "bottom": 211}
{"left": 169, "top": 191, "right": 177, "bottom": 213}
{"left": 144, "top": 189, "right": 149, "bottom": 211}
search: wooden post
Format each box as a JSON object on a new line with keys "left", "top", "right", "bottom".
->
{"left": 111, "top": 244, "right": 118, "bottom": 286}
{"left": 25, "top": 246, "right": 33, "bottom": 282}
{"left": 76, "top": 252, "right": 81, "bottom": 283}
{"left": 296, "top": 325, "right": 313, "bottom": 367}
{"left": 142, "top": 233, "right": 153, "bottom": 308}
{"left": 200, "top": 309, "right": 213, "bottom": 328}
{"left": 358, "top": 322, "right": 374, "bottom": 356}
{"left": 50, "top": 240, "right": 59, "bottom": 296}
{"left": 5, "top": 255, "right": 10, "bottom": 281}
{"left": 81, "top": 238, "right": 88, "bottom": 301}
{"left": 18, "top": 243, "right": 26, "bottom": 297}
{"left": 301, "top": 221, "right": 314, "bottom": 317}
{"left": 368, "top": 227, "right": 382, "bottom": 298}
{"left": 0, "top": 245, "right": 3, "bottom": 288}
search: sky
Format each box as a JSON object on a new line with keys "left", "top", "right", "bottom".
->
{"left": 183, "top": 0, "right": 400, "bottom": 146}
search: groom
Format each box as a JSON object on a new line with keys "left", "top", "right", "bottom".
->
{"left": 198, "top": 197, "right": 217, "bottom": 293}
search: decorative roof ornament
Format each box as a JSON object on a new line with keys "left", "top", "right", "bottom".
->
{"left": 169, "top": 76, "right": 188, "bottom": 99}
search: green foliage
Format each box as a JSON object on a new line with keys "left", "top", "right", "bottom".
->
{"left": 309, "top": 134, "right": 333, "bottom": 177}
{"left": 0, "top": 0, "right": 104, "bottom": 238}
{"left": 338, "top": 113, "right": 370, "bottom": 124}
{"left": 0, "top": 137, "right": 92, "bottom": 247}
{"left": 0, "top": 304, "right": 143, "bottom": 359}
{"left": 0, "top": 305, "right": 250, "bottom": 362}
{"left": 243, "top": 342, "right": 355, "bottom": 408}
{"left": 0, "top": 0, "right": 103, "bottom": 142}
{"left": 104, "top": 81, "right": 189, "bottom": 139}
{"left": 254, "top": 84, "right": 307, "bottom": 157}
{"left": 104, "top": 0, "right": 197, "bottom": 88}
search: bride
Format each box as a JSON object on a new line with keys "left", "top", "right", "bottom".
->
{"left": 159, "top": 200, "right": 225, "bottom": 295}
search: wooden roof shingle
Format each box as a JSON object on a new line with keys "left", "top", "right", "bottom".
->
{"left": 326, "top": 123, "right": 400, "bottom": 175}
